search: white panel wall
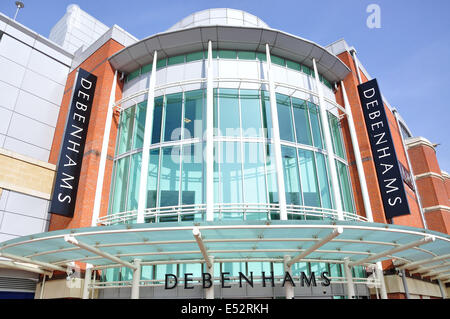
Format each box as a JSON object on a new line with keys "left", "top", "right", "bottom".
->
{"left": 0, "top": 25, "right": 70, "bottom": 162}
{"left": 0, "top": 190, "right": 50, "bottom": 241}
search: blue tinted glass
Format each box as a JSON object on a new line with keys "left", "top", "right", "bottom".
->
{"left": 126, "top": 152, "right": 142, "bottom": 211}
{"left": 151, "top": 97, "right": 163, "bottom": 144}
{"left": 261, "top": 91, "right": 272, "bottom": 139}
{"left": 219, "top": 89, "right": 240, "bottom": 137}
{"left": 316, "top": 152, "right": 332, "bottom": 209}
{"left": 219, "top": 142, "right": 243, "bottom": 204}
{"left": 292, "top": 98, "right": 312, "bottom": 146}
{"left": 133, "top": 102, "right": 146, "bottom": 149}
{"left": 146, "top": 149, "right": 160, "bottom": 209}
{"left": 163, "top": 93, "right": 182, "bottom": 142}
{"left": 281, "top": 146, "right": 302, "bottom": 205}
{"left": 181, "top": 144, "right": 203, "bottom": 206}
{"left": 240, "top": 90, "right": 262, "bottom": 137}
{"left": 243, "top": 143, "right": 267, "bottom": 220}
{"left": 298, "top": 149, "right": 320, "bottom": 207}
{"left": 184, "top": 90, "right": 203, "bottom": 139}
{"left": 159, "top": 147, "right": 180, "bottom": 208}
{"left": 276, "top": 94, "right": 295, "bottom": 142}
{"left": 308, "top": 102, "right": 324, "bottom": 149}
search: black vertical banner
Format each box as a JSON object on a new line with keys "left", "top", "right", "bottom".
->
{"left": 357, "top": 79, "right": 410, "bottom": 219}
{"left": 49, "top": 68, "right": 97, "bottom": 217}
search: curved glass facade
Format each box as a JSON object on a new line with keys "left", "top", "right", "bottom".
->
{"left": 108, "top": 69, "right": 355, "bottom": 222}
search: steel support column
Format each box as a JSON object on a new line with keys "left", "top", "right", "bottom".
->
{"left": 206, "top": 40, "right": 214, "bottom": 222}
{"left": 137, "top": 51, "right": 158, "bottom": 224}
{"left": 284, "top": 255, "right": 294, "bottom": 299}
{"left": 312, "top": 58, "right": 344, "bottom": 220}
{"left": 205, "top": 256, "right": 214, "bottom": 299}
{"left": 343, "top": 258, "right": 356, "bottom": 299}
{"left": 400, "top": 269, "right": 410, "bottom": 299}
{"left": 265, "top": 43, "right": 287, "bottom": 220}
{"left": 131, "top": 259, "right": 141, "bottom": 299}
{"left": 92, "top": 71, "right": 118, "bottom": 226}
{"left": 82, "top": 263, "right": 93, "bottom": 299}
{"left": 340, "top": 81, "right": 373, "bottom": 222}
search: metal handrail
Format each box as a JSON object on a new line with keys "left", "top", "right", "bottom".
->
{"left": 97, "top": 203, "right": 368, "bottom": 226}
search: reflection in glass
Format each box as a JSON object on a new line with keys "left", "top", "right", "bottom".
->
{"left": 276, "top": 94, "right": 295, "bottom": 142}
{"left": 159, "top": 146, "right": 180, "bottom": 207}
{"left": 298, "top": 149, "right": 320, "bottom": 207}
{"left": 308, "top": 102, "right": 324, "bottom": 149}
{"left": 163, "top": 93, "right": 182, "bottom": 142}
{"left": 240, "top": 90, "right": 262, "bottom": 137}
{"left": 292, "top": 98, "right": 312, "bottom": 146}
{"left": 282, "top": 146, "right": 302, "bottom": 205}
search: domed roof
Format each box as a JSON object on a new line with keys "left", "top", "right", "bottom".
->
{"left": 167, "top": 8, "right": 270, "bottom": 31}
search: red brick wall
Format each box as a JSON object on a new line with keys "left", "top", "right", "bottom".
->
{"left": 48, "top": 39, "right": 124, "bottom": 230}
{"left": 335, "top": 51, "right": 425, "bottom": 230}
{"left": 408, "top": 141, "right": 450, "bottom": 234}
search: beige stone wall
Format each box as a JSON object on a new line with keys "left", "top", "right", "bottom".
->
{"left": 0, "top": 148, "right": 56, "bottom": 200}
{"left": 382, "top": 275, "right": 444, "bottom": 298}
{"left": 35, "top": 278, "right": 99, "bottom": 299}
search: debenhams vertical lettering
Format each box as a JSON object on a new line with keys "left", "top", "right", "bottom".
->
{"left": 357, "top": 79, "right": 410, "bottom": 219}
{"left": 49, "top": 68, "right": 97, "bottom": 217}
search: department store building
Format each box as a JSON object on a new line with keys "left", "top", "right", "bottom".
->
{"left": 0, "top": 5, "right": 449, "bottom": 299}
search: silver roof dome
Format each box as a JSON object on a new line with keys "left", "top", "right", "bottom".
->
{"left": 167, "top": 8, "right": 270, "bottom": 31}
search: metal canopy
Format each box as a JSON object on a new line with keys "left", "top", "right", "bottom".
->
{"left": 1, "top": 221, "right": 449, "bottom": 276}
{"left": 108, "top": 25, "right": 351, "bottom": 83}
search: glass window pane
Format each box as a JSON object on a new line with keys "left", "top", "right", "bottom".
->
{"left": 248, "top": 262, "right": 271, "bottom": 274}
{"left": 159, "top": 147, "right": 180, "bottom": 207}
{"left": 218, "top": 50, "right": 237, "bottom": 59}
{"left": 219, "top": 142, "right": 243, "bottom": 204}
{"left": 336, "top": 160, "right": 355, "bottom": 214}
{"left": 308, "top": 102, "right": 324, "bottom": 149}
{"left": 271, "top": 55, "right": 285, "bottom": 67}
{"left": 286, "top": 60, "right": 301, "bottom": 71}
{"left": 281, "top": 146, "right": 302, "bottom": 205}
{"left": 218, "top": 89, "right": 240, "bottom": 137}
{"left": 292, "top": 262, "right": 309, "bottom": 276}
{"left": 242, "top": 143, "right": 267, "bottom": 219}
{"left": 265, "top": 144, "right": 279, "bottom": 205}
{"left": 181, "top": 144, "right": 203, "bottom": 206}
{"left": 118, "top": 106, "right": 135, "bottom": 155}
{"left": 222, "top": 262, "right": 246, "bottom": 278}
{"left": 146, "top": 149, "right": 160, "bottom": 209}
{"left": 329, "top": 264, "right": 342, "bottom": 277}
{"left": 256, "top": 52, "right": 267, "bottom": 62}
{"left": 126, "top": 152, "right": 142, "bottom": 212}
{"left": 186, "top": 51, "right": 204, "bottom": 62}
{"left": 167, "top": 55, "right": 185, "bottom": 65}
{"left": 155, "top": 264, "right": 176, "bottom": 280}
{"left": 184, "top": 90, "right": 203, "bottom": 139}
{"left": 302, "top": 65, "right": 312, "bottom": 76}
{"left": 156, "top": 58, "right": 167, "bottom": 69}
{"left": 111, "top": 156, "right": 130, "bottom": 213}
{"left": 298, "top": 149, "right": 320, "bottom": 207}
{"left": 276, "top": 94, "right": 295, "bottom": 142}
{"left": 292, "top": 98, "right": 312, "bottom": 146}
{"left": 237, "top": 51, "right": 256, "bottom": 60}
{"left": 127, "top": 69, "right": 140, "bottom": 82}
{"left": 329, "top": 113, "right": 345, "bottom": 159}
{"left": 240, "top": 89, "right": 262, "bottom": 137}
{"left": 180, "top": 263, "right": 202, "bottom": 278}
{"left": 261, "top": 91, "right": 272, "bottom": 139}
{"left": 316, "top": 153, "right": 332, "bottom": 209}
{"left": 151, "top": 97, "right": 163, "bottom": 144}
{"left": 141, "top": 63, "right": 152, "bottom": 74}
{"left": 163, "top": 93, "right": 182, "bottom": 142}
{"left": 133, "top": 102, "right": 146, "bottom": 149}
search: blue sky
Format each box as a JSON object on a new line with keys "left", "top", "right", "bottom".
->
{"left": 1, "top": 0, "right": 449, "bottom": 172}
